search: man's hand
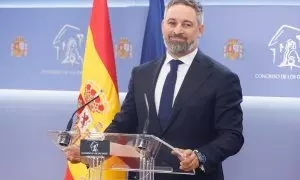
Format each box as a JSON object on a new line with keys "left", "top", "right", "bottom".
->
{"left": 172, "top": 148, "right": 199, "bottom": 172}
{"left": 64, "top": 144, "right": 82, "bottom": 164}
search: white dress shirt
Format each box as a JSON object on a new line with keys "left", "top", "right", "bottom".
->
{"left": 155, "top": 48, "right": 198, "bottom": 113}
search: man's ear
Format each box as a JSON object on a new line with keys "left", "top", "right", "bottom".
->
{"left": 161, "top": 19, "right": 165, "bottom": 32}
{"left": 198, "top": 24, "right": 204, "bottom": 37}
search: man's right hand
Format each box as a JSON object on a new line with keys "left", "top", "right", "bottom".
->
{"left": 64, "top": 144, "right": 82, "bottom": 164}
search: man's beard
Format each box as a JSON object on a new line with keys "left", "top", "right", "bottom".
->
{"left": 164, "top": 35, "right": 195, "bottom": 54}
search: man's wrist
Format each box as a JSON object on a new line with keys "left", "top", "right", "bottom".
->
{"left": 193, "top": 150, "right": 206, "bottom": 171}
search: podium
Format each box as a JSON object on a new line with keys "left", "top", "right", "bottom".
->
{"left": 48, "top": 130, "right": 195, "bottom": 180}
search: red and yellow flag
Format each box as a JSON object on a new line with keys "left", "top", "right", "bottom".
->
{"left": 64, "top": 0, "right": 126, "bottom": 179}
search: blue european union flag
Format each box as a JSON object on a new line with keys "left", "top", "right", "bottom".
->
{"left": 140, "top": 0, "right": 166, "bottom": 64}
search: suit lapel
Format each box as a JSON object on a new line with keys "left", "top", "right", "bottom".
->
{"left": 161, "top": 51, "right": 214, "bottom": 134}
{"left": 146, "top": 56, "right": 165, "bottom": 134}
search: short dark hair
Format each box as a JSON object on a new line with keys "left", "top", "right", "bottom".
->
{"left": 165, "top": 0, "right": 204, "bottom": 24}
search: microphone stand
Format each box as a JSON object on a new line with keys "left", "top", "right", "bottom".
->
{"left": 137, "top": 93, "right": 150, "bottom": 150}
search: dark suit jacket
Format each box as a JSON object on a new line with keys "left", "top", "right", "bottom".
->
{"left": 105, "top": 50, "right": 244, "bottom": 180}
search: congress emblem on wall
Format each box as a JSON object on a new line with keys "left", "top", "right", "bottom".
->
{"left": 11, "top": 36, "right": 28, "bottom": 57}
{"left": 268, "top": 25, "right": 300, "bottom": 70}
{"left": 53, "top": 24, "right": 84, "bottom": 65}
{"left": 224, "top": 39, "right": 243, "bottom": 60}
{"left": 115, "top": 37, "right": 132, "bottom": 59}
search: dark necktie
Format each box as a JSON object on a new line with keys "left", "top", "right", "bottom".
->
{"left": 158, "top": 59, "right": 183, "bottom": 129}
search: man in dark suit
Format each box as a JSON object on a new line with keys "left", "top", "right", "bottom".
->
{"left": 65, "top": 0, "right": 244, "bottom": 179}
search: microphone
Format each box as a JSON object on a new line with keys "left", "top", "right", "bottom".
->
{"left": 137, "top": 93, "right": 150, "bottom": 150}
{"left": 58, "top": 94, "right": 100, "bottom": 147}
{"left": 142, "top": 93, "right": 150, "bottom": 134}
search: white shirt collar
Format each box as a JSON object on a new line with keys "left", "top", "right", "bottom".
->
{"left": 164, "top": 48, "right": 198, "bottom": 66}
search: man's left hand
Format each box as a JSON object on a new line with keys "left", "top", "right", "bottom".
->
{"left": 172, "top": 148, "right": 199, "bottom": 171}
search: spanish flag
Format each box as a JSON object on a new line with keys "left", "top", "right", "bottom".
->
{"left": 64, "top": 0, "right": 126, "bottom": 179}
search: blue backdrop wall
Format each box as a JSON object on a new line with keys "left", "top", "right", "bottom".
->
{"left": 1, "top": 4, "right": 300, "bottom": 97}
